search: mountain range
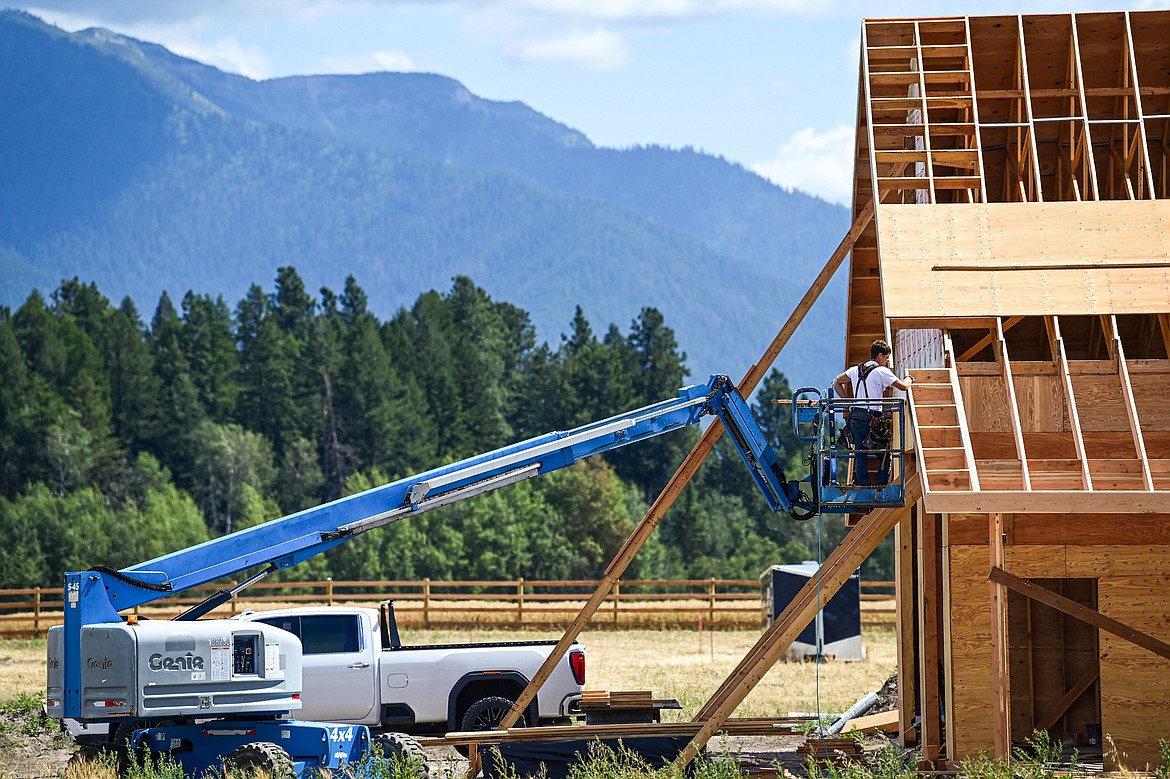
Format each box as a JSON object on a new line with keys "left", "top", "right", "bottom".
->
{"left": 0, "top": 9, "right": 850, "bottom": 383}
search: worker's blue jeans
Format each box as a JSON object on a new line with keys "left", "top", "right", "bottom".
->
{"left": 849, "top": 413, "right": 889, "bottom": 486}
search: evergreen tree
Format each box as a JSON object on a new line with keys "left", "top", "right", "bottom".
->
{"left": 407, "top": 291, "right": 467, "bottom": 458}
{"left": 180, "top": 292, "right": 239, "bottom": 421}
{"left": 235, "top": 284, "right": 299, "bottom": 456}
{"left": 607, "top": 308, "right": 692, "bottom": 498}
{"left": 104, "top": 299, "right": 160, "bottom": 455}
{"left": 0, "top": 313, "right": 30, "bottom": 496}
{"left": 150, "top": 291, "right": 206, "bottom": 485}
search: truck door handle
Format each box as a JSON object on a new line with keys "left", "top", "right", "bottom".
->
{"left": 348, "top": 662, "right": 371, "bottom": 669}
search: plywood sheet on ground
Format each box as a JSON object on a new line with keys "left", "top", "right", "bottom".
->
{"left": 877, "top": 202, "right": 1170, "bottom": 318}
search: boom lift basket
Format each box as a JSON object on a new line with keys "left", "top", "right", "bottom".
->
{"left": 792, "top": 388, "right": 907, "bottom": 513}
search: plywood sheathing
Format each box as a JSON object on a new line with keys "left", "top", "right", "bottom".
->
{"left": 946, "top": 514, "right": 1170, "bottom": 767}
{"left": 877, "top": 202, "right": 1170, "bottom": 320}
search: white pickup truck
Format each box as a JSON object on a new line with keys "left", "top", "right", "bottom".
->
{"left": 235, "top": 603, "right": 585, "bottom": 736}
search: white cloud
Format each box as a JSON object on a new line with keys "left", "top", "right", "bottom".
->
{"left": 516, "top": 28, "right": 629, "bottom": 70}
{"left": 166, "top": 35, "right": 271, "bottom": 79}
{"left": 751, "top": 124, "right": 854, "bottom": 205}
{"left": 317, "top": 50, "right": 416, "bottom": 74}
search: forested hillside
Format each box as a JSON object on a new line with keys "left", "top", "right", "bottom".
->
{"left": 0, "top": 11, "right": 850, "bottom": 382}
{"left": 0, "top": 272, "right": 892, "bottom": 590}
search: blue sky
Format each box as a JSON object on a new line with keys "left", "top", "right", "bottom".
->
{"left": 13, "top": 0, "right": 1166, "bottom": 205}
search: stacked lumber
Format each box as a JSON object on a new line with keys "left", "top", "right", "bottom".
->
{"left": 609, "top": 690, "right": 653, "bottom": 709}
{"left": 580, "top": 690, "right": 611, "bottom": 710}
{"left": 796, "top": 736, "right": 863, "bottom": 764}
{"left": 579, "top": 690, "right": 654, "bottom": 710}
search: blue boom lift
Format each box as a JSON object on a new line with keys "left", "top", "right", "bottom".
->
{"left": 49, "top": 374, "right": 905, "bottom": 777}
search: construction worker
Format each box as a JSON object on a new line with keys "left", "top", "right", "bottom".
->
{"left": 832, "top": 340, "right": 913, "bottom": 486}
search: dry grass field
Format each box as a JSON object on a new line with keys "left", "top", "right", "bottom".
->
{"left": 1, "top": 627, "right": 896, "bottom": 720}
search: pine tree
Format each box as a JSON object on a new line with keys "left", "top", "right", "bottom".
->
{"left": 104, "top": 298, "right": 160, "bottom": 456}
{"left": 180, "top": 292, "right": 239, "bottom": 422}
{"left": 0, "top": 312, "right": 30, "bottom": 496}
{"left": 149, "top": 291, "right": 206, "bottom": 485}
{"left": 236, "top": 284, "right": 299, "bottom": 457}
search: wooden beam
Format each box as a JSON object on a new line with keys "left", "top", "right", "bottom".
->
{"left": 989, "top": 513, "right": 1011, "bottom": 758}
{"left": 962, "top": 16, "right": 989, "bottom": 204}
{"left": 1017, "top": 15, "right": 1045, "bottom": 203}
{"left": 1123, "top": 12, "right": 1158, "bottom": 199}
{"left": 1034, "top": 663, "right": 1099, "bottom": 733}
{"left": 1049, "top": 317, "right": 1093, "bottom": 490}
{"left": 1108, "top": 315, "right": 1155, "bottom": 490}
{"left": 1069, "top": 18, "right": 1100, "bottom": 201}
{"left": 895, "top": 509, "right": 918, "bottom": 744}
{"left": 995, "top": 318, "right": 1032, "bottom": 490}
{"left": 959, "top": 316, "right": 1024, "bottom": 362}
{"left": 917, "top": 508, "right": 942, "bottom": 766}
{"left": 989, "top": 566, "right": 1170, "bottom": 661}
{"left": 944, "top": 332, "right": 981, "bottom": 490}
{"left": 1159, "top": 314, "right": 1170, "bottom": 359}
{"left": 675, "top": 473, "right": 923, "bottom": 769}
{"left": 499, "top": 201, "right": 878, "bottom": 732}
{"left": 923, "top": 490, "right": 1170, "bottom": 514}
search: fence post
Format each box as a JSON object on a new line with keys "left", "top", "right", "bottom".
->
{"left": 517, "top": 579, "right": 524, "bottom": 627}
{"left": 33, "top": 587, "right": 41, "bottom": 635}
{"left": 326, "top": 578, "right": 334, "bottom": 607}
{"left": 708, "top": 578, "right": 716, "bottom": 627}
{"left": 423, "top": 578, "right": 431, "bottom": 628}
{"left": 230, "top": 581, "right": 239, "bottom": 616}
{"left": 612, "top": 582, "right": 620, "bottom": 626}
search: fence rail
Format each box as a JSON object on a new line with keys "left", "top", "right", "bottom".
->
{"left": 0, "top": 579, "right": 895, "bottom": 639}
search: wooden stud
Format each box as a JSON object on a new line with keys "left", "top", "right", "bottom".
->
{"left": 1123, "top": 13, "right": 1157, "bottom": 199}
{"left": 1107, "top": 315, "right": 1155, "bottom": 490}
{"left": 995, "top": 318, "right": 1032, "bottom": 490}
{"left": 1049, "top": 317, "right": 1093, "bottom": 490}
{"left": 917, "top": 507, "right": 943, "bottom": 765}
{"left": 1070, "top": 17, "right": 1101, "bottom": 201}
{"left": 895, "top": 509, "right": 918, "bottom": 744}
{"left": 989, "top": 513, "right": 1011, "bottom": 758}
{"left": 944, "top": 332, "right": 982, "bottom": 490}
{"left": 1017, "top": 16, "right": 1046, "bottom": 202}
{"left": 963, "top": 17, "right": 989, "bottom": 204}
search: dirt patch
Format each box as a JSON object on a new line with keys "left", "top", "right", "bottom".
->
{"left": 0, "top": 697, "right": 72, "bottom": 779}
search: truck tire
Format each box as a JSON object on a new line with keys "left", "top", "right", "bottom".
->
{"left": 455, "top": 696, "right": 526, "bottom": 757}
{"left": 375, "top": 732, "right": 430, "bottom": 778}
{"left": 225, "top": 742, "right": 295, "bottom": 779}
{"left": 460, "top": 695, "right": 526, "bottom": 732}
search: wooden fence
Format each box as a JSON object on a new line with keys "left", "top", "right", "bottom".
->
{"left": 0, "top": 579, "right": 895, "bottom": 639}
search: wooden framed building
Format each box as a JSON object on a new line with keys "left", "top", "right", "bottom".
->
{"left": 848, "top": 9, "right": 1170, "bottom": 767}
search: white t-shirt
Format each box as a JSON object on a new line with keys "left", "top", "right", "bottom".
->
{"left": 846, "top": 361, "right": 898, "bottom": 409}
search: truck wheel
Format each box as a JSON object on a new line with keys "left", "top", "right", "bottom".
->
{"left": 456, "top": 696, "right": 526, "bottom": 757}
{"left": 374, "top": 732, "right": 430, "bottom": 778}
{"left": 461, "top": 695, "right": 526, "bottom": 732}
{"left": 225, "top": 742, "right": 295, "bottom": 779}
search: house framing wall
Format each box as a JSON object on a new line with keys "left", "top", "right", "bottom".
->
{"left": 850, "top": 10, "right": 1170, "bottom": 769}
